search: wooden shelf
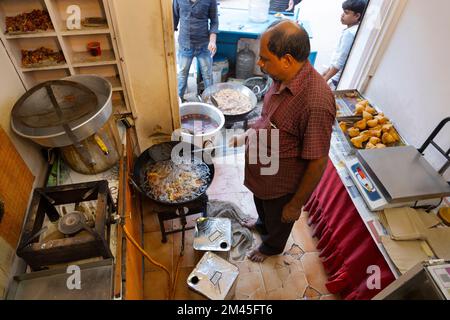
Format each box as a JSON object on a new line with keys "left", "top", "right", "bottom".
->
{"left": 0, "top": 0, "right": 131, "bottom": 113}
{"left": 4, "top": 30, "right": 57, "bottom": 39}
{"left": 21, "top": 63, "right": 68, "bottom": 72}
{"left": 112, "top": 95, "right": 128, "bottom": 115}
{"left": 60, "top": 26, "right": 110, "bottom": 36}
{"left": 105, "top": 76, "right": 122, "bottom": 91}
{"left": 71, "top": 49, "right": 116, "bottom": 67}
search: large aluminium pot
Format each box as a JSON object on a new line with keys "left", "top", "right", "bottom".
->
{"left": 176, "top": 102, "right": 225, "bottom": 149}
{"left": 11, "top": 75, "right": 121, "bottom": 174}
{"left": 11, "top": 75, "right": 113, "bottom": 148}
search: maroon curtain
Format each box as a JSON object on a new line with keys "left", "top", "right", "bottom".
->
{"left": 304, "top": 159, "right": 395, "bottom": 300}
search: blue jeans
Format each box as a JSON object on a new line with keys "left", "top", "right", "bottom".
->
{"left": 177, "top": 45, "right": 213, "bottom": 98}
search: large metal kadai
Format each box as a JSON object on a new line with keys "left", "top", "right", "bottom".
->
{"left": 11, "top": 75, "right": 121, "bottom": 174}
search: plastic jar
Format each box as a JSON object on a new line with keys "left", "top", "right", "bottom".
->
{"left": 236, "top": 44, "right": 256, "bottom": 79}
{"left": 213, "top": 55, "right": 229, "bottom": 82}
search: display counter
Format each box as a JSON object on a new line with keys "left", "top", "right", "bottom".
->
{"left": 303, "top": 126, "right": 403, "bottom": 299}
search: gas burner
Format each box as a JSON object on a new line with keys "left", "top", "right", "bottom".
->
{"left": 144, "top": 194, "right": 208, "bottom": 254}
{"left": 58, "top": 211, "right": 86, "bottom": 235}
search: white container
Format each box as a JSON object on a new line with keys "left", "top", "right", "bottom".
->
{"left": 213, "top": 56, "right": 229, "bottom": 82}
{"left": 248, "top": 0, "right": 270, "bottom": 23}
{"left": 212, "top": 65, "right": 222, "bottom": 84}
{"left": 187, "top": 251, "right": 239, "bottom": 300}
{"left": 193, "top": 217, "right": 232, "bottom": 252}
{"left": 175, "top": 102, "right": 225, "bottom": 149}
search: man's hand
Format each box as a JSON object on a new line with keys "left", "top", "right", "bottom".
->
{"left": 281, "top": 201, "right": 302, "bottom": 223}
{"left": 287, "top": 0, "right": 295, "bottom": 12}
{"left": 228, "top": 133, "right": 246, "bottom": 148}
{"left": 208, "top": 41, "right": 217, "bottom": 57}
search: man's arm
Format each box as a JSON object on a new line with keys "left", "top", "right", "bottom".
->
{"left": 323, "top": 29, "right": 356, "bottom": 82}
{"left": 281, "top": 155, "right": 328, "bottom": 223}
{"left": 173, "top": 0, "right": 180, "bottom": 31}
{"left": 209, "top": 33, "right": 217, "bottom": 57}
{"left": 287, "top": 0, "right": 302, "bottom": 11}
{"left": 208, "top": 0, "right": 219, "bottom": 57}
{"left": 322, "top": 66, "right": 340, "bottom": 82}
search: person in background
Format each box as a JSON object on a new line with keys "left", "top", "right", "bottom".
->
{"left": 230, "top": 20, "right": 336, "bottom": 262}
{"left": 269, "top": 0, "right": 302, "bottom": 13}
{"left": 322, "top": 0, "right": 368, "bottom": 88}
{"left": 173, "top": 0, "right": 218, "bottom": 101}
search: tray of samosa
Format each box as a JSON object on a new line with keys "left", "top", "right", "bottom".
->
{"left": 333, "top": 89, "right": 372, "bottom": 117}
{"left": 336, "top": 99, "right": 406, "bottom": 152}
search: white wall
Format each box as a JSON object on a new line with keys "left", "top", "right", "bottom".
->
{"left": 111, "top": 0, "right": 179, "bottom": 152}
{"left": 359, "top": 0, "right": 450, "bottom": 179}
{"left": 297, "top": 0, "right": 344, "bottom": 73}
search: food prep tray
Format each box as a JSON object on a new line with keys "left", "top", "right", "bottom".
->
{"left": 334, "top": 89, "right": 373, "bottom": 117}
{"left": 335, "top": 116, "right": 407, "bottom": 154}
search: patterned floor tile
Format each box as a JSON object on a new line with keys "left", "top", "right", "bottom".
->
{"left": 303, "top": 286, "right": 322, "bottom": 299}
{"left": 301, "top": 252, "right": 330, "bottom": 295}
{"left": 234, "top": 271, "right": 266, "bottom": 300}
{"left": 291, "top": 217, "right": 319, "bottom": 253}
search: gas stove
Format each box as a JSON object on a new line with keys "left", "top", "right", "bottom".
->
{"left": 17, "top": 180, "right": 116, "bottom": 271}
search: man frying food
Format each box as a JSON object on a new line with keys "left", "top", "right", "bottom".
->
{"left": 230, "top": 20, "right": 336, "bottom": 262}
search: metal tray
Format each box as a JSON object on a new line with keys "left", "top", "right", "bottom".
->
{"left": 7, "top": 259, "right": 114, "bottom": 300}
{"left": 336, "top": 116, "right": 407, "bottom": 154}
{"left": 334, "top": 89, "right": 372, "bottom": 117}
{"left": 187, "top": 251, "right": 239, "bottom": 300}
{"left": 193, "top": 217, "right": 232, "bottom": 252}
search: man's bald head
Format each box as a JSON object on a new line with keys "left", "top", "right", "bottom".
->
{"left": 262, "top": 20, "right": 310, "bottom": 62}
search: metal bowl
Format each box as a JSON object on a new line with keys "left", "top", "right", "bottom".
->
{"left": 201, "top": 82, "right": 258, "bottom": 117}
{"left": 243, "top": 76, "right": 273, "bottom": 101}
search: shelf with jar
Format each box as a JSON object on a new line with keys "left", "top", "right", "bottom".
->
{"left": 62, "top": 33, "right": 117, "bottom": 67}
{"left": 0, "top": 0, "right": 132, "bottom": 115}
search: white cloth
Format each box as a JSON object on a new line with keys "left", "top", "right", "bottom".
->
{"left": 330, "top": 25, "right": 358, "bottom": 83}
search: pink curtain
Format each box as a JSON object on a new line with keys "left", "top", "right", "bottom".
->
{"left": 304, "top": 159, "right": 395, "bottom": 300}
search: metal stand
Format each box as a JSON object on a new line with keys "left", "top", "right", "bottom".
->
{"left": 418, "top": 117, "right": 450, "bottom": 177}
{"left": 224, "top": 116, "right": 249, "bottom": 131}
{"left": 149, "top": 194, "right": 209, "bottom": 245}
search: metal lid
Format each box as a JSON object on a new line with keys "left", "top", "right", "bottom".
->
{"left": 11, "top": 75, "right": 112, "bottom": 147}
